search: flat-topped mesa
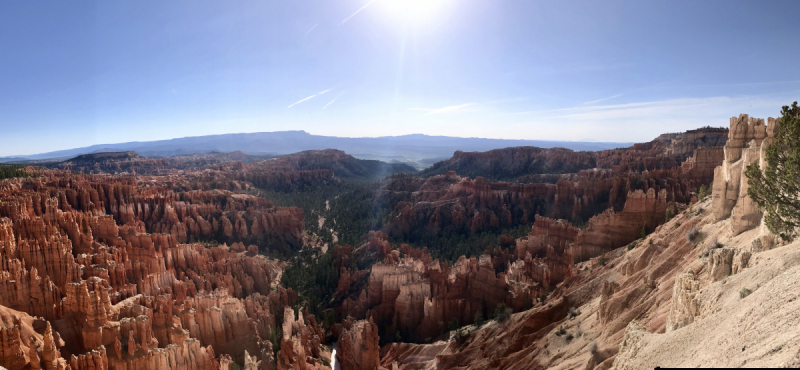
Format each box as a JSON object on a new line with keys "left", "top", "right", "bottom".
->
{"left": 656, "top": 127, "right": 729, "bottom": 161}
{"left": 712, "top": 114, "right": 780, "bottom": 235}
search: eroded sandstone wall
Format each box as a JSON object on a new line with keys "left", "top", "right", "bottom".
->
{"left": 0, "top": 171, "right": 323, "bottom": 370}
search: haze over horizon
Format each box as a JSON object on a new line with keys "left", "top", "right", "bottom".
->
{"left": 1, "top": 0, "right": 798, "bottom": 156}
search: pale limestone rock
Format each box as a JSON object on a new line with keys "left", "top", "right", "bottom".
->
{"left": 732, "top": 249, "right": 751, "bottom": 275}
{"left": 666, "top": 270, "right": 701, "bottom": 332}
{"left": 709, "top": 248, "right": 735, "bottom": 282}
{"left": 708, "top": 248, "right": 751, "bottom": 281}
{"left": 712, "top": 113, "right": 779, "bottom": 236}
{"left": 611, "top": 320, "right": 648, "bottom": 370}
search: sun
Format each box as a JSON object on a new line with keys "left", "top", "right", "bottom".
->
{"left": 377, "top": 0, "right": 450, "bottom": 24}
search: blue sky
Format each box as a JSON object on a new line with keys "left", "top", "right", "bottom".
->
{"left": 1, "top": 0, "right": 798, "bottom": 156}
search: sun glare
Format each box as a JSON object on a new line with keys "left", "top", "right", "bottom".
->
{"left": 378, "top": 0, "right": 450, "bottom": 24}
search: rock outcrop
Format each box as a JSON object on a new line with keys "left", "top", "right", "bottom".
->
{"left": 707, "top": 247, "right": 751, "bottom": 282}
{"left": 337, "top": 319, "right": 380, "bottom": 370}
{"left": 666, "top": 270, "right": 701, "bottom": 331}
{"left": 335, "top": 230, "right": 573, "bottom": 342}
{"left": 712, "top": 114, "right": 780, "bottom": 235}
{"left": 571, "top": 188, "right": 671, "bottom": 262}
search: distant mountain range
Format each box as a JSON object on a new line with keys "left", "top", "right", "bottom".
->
{"left": 1, "top": 130, "right": 633, "bottom": 169}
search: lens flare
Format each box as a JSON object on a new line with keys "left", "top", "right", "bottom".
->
{"left": 378, "top": 0, "right": 449, "bottom": 24}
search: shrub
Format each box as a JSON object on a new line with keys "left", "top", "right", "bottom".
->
{"left": 666, "top": 209, "right": 674, "bottom": 222}
{"left": 589, "top": 341, "right": 598, "bottom": 355}
{"left": 674, "top": 221, "right": 682, "bottom": 228}
{"left": 565, "top": 333, "right": 574, "bottom": 342}
{"left": 640, "top": 224, "right": 648, "bottom": 239}
{"left": 568, "top": 306, "right": 581, "bottom": 319}
{"left": 751, "top": 238, "right": 764, "bottom": 253}
{"left": 687, "top": 226, "right": 700, "bottom": 242}
{"left": 555, "top": 326, "right": 566, "bottom": 336}
{"left": 474, "top": 310, "right": 484, "bottom": 327}
{"left": 599, "top": 257, "right": 606, "bottom": 266}
{"left": 449, "top": 317, "right": 460, "bottom": 331}
{"left": 698, "top": 184, "right": 710, "bottom": 200}
{"left": 740, "top": 287, "right": 753, "bottom": 299}
{"left": 649, "top": 239, "right": 653, "bottom": 245}
{"left": 493, "top": 303, "right": 510, "bottom": 322}
{"left": 522, "top": 294, "right": 533, "bottom": 311}
{"left": 706, "top": 236, "right": 722, "bottom": 252}
{"left": 453, "top": 328, "right": 469, "bottom": 344}
{"left": 539, "top": 292, "right": 549, "bottom": 303}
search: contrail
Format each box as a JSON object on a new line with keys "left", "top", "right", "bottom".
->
{"left": 341, "top": 0, "right": 376, "bottom": 25}
{"left": 305, "top": 24, "right": 318, "bottom": 35}
{"left": 323, "top": 91, "right": 345, "bottom": 109}
{"left": 287, "top": 89, "right": 332, "bottom": 108}
{"left": 580, "top": 93, "right": 624, "bottom": 106}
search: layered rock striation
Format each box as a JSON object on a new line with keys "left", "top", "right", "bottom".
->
{"left": 382, "top": 129, "right": 725, "bottom": 243}
{"left": 0, "top": 170, "right": 325, "bottom": 370}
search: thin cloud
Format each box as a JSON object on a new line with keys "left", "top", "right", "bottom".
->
{"left": 341, "top": 0, "right": 375, "bottom": 25}
{"left": 412, "top": 98, "right": 526, "bottom": 114}
{"left": 305, "top": 24, "right": 318, "bottom": 35}
{"left": 509, "top": 93, "right": 797, "bottom": 142}
{"left": 287, "top": 89, "right": 332, "bottom": 108}
{"left": 425, "top": 103, "right": 476, "bottom": 115}
{"left": 580, "top": 93, "right": 624, "bottom": 106}
{"left": 323, "top": 91, "right": 345, "bottom": 110}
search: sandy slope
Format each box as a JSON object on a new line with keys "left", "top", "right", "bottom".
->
{"left": 613, "top": 238, "right": 800, "bottom": 369}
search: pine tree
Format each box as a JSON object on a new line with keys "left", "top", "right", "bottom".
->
{"left": 745, "top": 102, "right": 800, "bottom": 241}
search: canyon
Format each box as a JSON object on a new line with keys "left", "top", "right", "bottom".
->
{"left": 381, "top": 128, "right": 726, "bottom": 247}
{"left": 0, "top": 119, "right": 797, "bottom": 370}
{"left": 375, "top": 114, "right": 800, "bottom": 369}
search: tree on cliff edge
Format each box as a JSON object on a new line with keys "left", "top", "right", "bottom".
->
{"left": 745, "top": 101, "right": 800, "bottom": 241}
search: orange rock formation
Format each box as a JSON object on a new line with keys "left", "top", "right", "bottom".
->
{"left": 0, "top": 170, "right": 325, "bottom": 370}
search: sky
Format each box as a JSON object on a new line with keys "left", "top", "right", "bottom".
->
{"left": 1, "top": 0, "right": 799, "bottom": 156}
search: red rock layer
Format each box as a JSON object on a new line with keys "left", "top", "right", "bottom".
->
{"left": 337, "top": 318, "right": 380, "bottom": 370}
{"left": 378, "top": 193, "right": 721, "bottom": 370}
{"left": 422, "top": 128, "right": 727, "bottom": 180}
{"left": 0, "top": 170, "right": 324, "bottom": 370}
{"left": 277, "top": 306, "right": 326, "bottom": 370}
{"left": 382, "top": 141, "right": 723, "bottom": 241}
{"left": 570, "top": 188, "right": 672, "bottom": 262}
{"left": 335, "top": 232, "right": 570, "bottom": 342}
